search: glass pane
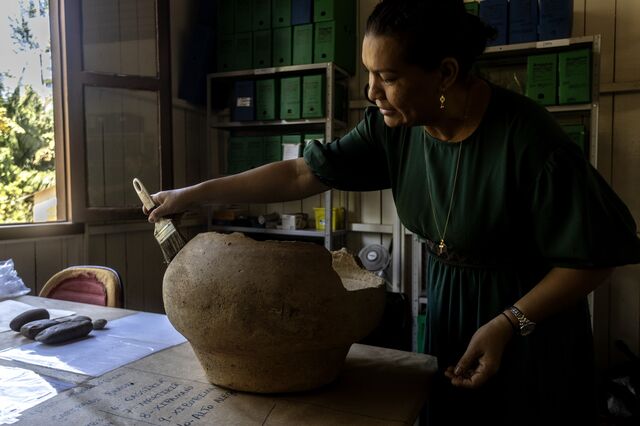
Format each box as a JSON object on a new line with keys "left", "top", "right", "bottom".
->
{"left": 82, "top": 0, "right": 157, "bottom": 77}
{"left": 0, "top": 1, "right": 58, "bottom": 224}
{"left": 84, "top": 87, "right": 159, "bottom": 208}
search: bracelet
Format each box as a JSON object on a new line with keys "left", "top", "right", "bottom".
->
{"left": 501, "top": 311, "right": 518, "bottom": 333}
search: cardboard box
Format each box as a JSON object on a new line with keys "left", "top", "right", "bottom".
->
{"left": 253, "top": 30, "right": 272, "bottom": 68}
{"left": 525, "top": 53, "right": 557, "bottom": 106}
{"left": 231, "top": 80, "right": 256, "bottom": 121}
{"left": 217, "top": 0, "right": 234, "bottom": 35}
{"left": 302, "top": 74, "right": 325, "bottom": 118}
{"left": 509, "top": 0, "right": 538, "bottom": 44}
{"left": 256, "top": 79, "right": 277, "bottom": 120}
{"left": 216, "top": 34, "right": 235, "bottom": 72}
{"left": 314, "top": 20, "right": 356, "bottom": 75}
{"left": 234, "top": 32, "right": 253, "bottom": 70}
{"left": 272, "top": 26, "right": 292, "bottom": 66}
{"left": 272, "top": 0, "right": 291, "bottom": 28}
{"left": 279, "top": 77, "right": 301, "bottom": 119}
{"left": 314, "top": 207, "right": 345, "bottom": 231}
{"left": 558, "top": 48, "right": 591, "bottom": 104}
{"left": 282, "top": 134, "right": 303, "bottom": 159}
{"left": 313, "top": 0, "right": 353, "bottom": 23}
{"left": 264, "top": 135, "right": 282, "bottom": 163}
{"left": 479, "top": 0, "right": 508, "bottom": 46}
{"left": 291, "top": 0, "right": 312, "bottom": 25}
{"left": 293, "top": 24, "right": 314, "bottom": 65}
{"left": 234, "top": 0, "right": 252, "bottom": 33}
{"left": 227, "top": 136, "right": 251, "bottom": 174}
{"left": 538, "top": 0, "right": 573, "bottom": 41}
{"left": 252, "top": 0, "right": 271, "bottom": 31}
{"left": 464, "top": 1, "right": 479, "bottom": 16}
{"left": 561, "top": 124, "right": 587, "bottom": 154}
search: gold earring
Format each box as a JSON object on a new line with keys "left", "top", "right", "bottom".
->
{"left": 439, "top": 94, "right": 446, "bottom": 110}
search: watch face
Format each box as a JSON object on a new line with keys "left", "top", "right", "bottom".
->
{"left": 520, "top": 323, "right": 535, "bottom": 336}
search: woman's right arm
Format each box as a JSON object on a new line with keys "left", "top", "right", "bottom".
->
{"left": 147, "top": 158, "right": 329, "bottom": 222}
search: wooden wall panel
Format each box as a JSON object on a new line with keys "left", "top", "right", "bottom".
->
{"left": 585, "top": 0, "right": 616, "bottom": 83}
{"left": 172, "top": 107, "right": 187, "bottom": 189}
{"left": 615, "top": 0, "right": 640, "bottom": 82}
{"left": 609, "top": 264, "right": 640, "bottom": 365}
{"left": 124, "top": 232, "right": 146, "bottom": 311}
{"left": 34, "top": 239, "right": 64, "bottom": 293}
{"left": 611, "top": 93, "right": 640, "bottom": 225}
{"left": 596, "top": 94, "right": 614, "bottom": 183}
{"left": 572, "top": 0, "right": 586, "bottom": 36}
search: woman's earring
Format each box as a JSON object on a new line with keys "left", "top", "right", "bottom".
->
{"left": 439, "top": 94, "right": 446, "bottom": 110}
{"left": 364, "top": 84, "right": 375, "bottom": 105}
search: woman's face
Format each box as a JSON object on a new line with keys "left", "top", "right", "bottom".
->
{"left": 362, "top": 34, "right": 441, "bottom": 128}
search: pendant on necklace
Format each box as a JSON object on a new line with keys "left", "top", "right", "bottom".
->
{"left": 437, "top": 240, "right": 447, "bottom": 255}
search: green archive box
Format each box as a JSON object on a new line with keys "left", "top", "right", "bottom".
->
{"left": 273, "top": 26, "right": 292, "bottom": 66}
{"left": 234, "top": 32, "right": 253, "bottom": 71}
{"left": 264, "top": 135, "right": 282, "bottom": 163}
{"left": 253, "top": 30, "right": 272, "bottom": 68}
{"left": 272, "top": 0, "right": 291, "bottom": 28}
{"left": 304, "top": 133, "right": 325, "bottom": 144}
{"left": 293, "top": 24, "right": 314, "bottom": 65}
{"left": 526, "top": 53, "right": 557, "bottom": 106}
{"left": 464, "top": 1, "right": 480, "bottom": 16}
{"left": 558, "top": 49, "right": 591, "bottom": 104}
{"left": 314, "top": 0, "right": 354, "bottom": 23}
{"left": 256, "top": 79, "right": 278, "bottom": 120}
{"left": 282, "top": 134, "right": 303, "bottom": 160}
{"left": 252, "top": 0, "right": 271, "bottom": 31}
{"left": 302, "top": 74, "right": 324, "bottom": 118}
{"left": 217, "top": 34, "right": 235, "bottom": 72}
{"left": 227, "top": 136, "right": 251, "bottom": 174}
{"left": 561, "top": 124, "right": 587, "bottom": 154}
{"left": 234, "top": 0, "right": 252, "bottom": 33}
{"left": 246, "top": 136, "right": 266, "bottom": 168}
{"left": 217, "top": 0, "right": 234, "bottom": 35}
{"left": 314, "top": 20, "right": 356, "bottom": 75}
{"left": 280, "top": 76, "right": 301, "bottom": 119}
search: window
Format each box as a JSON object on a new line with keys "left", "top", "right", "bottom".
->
{"left": 0, "top": 0, "right": 171, "bottom": 227}
{"left": 0, "top": 0, "right": 56, "bottom": 224}
{"left": 64, "top": 0, "right": 173, "bottom": 223}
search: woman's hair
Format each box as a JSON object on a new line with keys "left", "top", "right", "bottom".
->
{"left": 365, "top": 0, "right": 497, "bottom": 77}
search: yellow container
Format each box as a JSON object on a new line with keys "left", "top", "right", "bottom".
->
{"left": 313, "top": 207, "right": 344, "bottom": 231}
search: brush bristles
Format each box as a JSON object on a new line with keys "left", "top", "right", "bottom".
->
{"left": 154, "top": 219, "right": 187, "bottom": 263}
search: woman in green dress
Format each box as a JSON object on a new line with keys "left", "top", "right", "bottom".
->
{"left": 148, "top": 1, "right": 640, "bottom": 424}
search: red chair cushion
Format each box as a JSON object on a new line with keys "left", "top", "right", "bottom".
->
{"left": 48, "top": 274, "right": 107, "bottom": 306}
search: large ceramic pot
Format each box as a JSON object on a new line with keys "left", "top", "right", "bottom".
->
{"left": 163, "top": 232, "right": 386, "bottom": 393}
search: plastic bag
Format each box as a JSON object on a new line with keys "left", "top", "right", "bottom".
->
{"left": 0, "top": 259, "right": 30, "bottom": 300}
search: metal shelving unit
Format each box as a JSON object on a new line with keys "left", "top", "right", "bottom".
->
{"left": 206, "top": 62, "right": 350, "bottom": 250}
{"left": 410, "top": 35, "right": 602, "bottom": 352}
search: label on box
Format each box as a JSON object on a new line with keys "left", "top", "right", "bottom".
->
{"left": 237, "top": 97, "right": 253, "bottom": 107}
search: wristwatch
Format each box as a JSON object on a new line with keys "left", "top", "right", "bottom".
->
{"left": 508, "top": 305, "right": 536, "bottom": 336}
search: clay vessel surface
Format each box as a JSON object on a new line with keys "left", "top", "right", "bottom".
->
{"left": 163, "top": 232, "right": 385, "bottom": 393}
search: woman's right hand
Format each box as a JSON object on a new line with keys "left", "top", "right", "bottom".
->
{"left": 146, "top": 187, "right": 194, "bottom": 223}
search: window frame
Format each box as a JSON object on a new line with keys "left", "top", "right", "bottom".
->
{"left": 62, "top": 0, "right": 173, "bottom": 223}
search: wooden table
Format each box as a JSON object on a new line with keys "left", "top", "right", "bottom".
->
{"left": 1, "top": 296, "right": 436, "bottom": 425}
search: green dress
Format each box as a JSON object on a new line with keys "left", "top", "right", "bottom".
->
{"left": 304, "top": 84, "right": 640, "bottom": 424}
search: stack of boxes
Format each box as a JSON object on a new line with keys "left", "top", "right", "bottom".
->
{"left": 226, "top": 133, "right": 324, "bottom": 174}
{"left": 216, "top": 0, "right": 355, "bottom": 74}
{"left": 525, "top": 48, "right": 591, "bottom": 106}
{"left": 466, "top": 0, "right": 574, "bottom": 46}
{"left": 218, "top": 0, "right": 353, "bottom": 175}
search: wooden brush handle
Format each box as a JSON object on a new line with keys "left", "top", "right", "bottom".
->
{"left": 132, "top": 178, "right": 157, "bottom": 211}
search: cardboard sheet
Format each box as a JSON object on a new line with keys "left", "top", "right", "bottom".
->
{"left": 0, "top": 312, "right": 186, "bottom": 376}
{"left": 15, "top": 344, "right": 435, "bottom": 425}
{"left": 0, "top": 300, "right": 75, "bottom": 333}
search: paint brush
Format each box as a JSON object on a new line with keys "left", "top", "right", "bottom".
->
{"left": 133, "top": 178, "right": 186, "bottom": 263}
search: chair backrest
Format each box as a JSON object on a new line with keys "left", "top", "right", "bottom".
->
{"left": 39, "top": 266, "right": 123, "bottom": 308}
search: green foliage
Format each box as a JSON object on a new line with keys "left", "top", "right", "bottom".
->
{"left": 0, "top": 0, "right": 54, "bottom": 224}
{"left": 0, "top": 85, "right": 55, "bottom": 224}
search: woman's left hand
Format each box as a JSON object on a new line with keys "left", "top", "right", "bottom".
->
{"left": 444, "top": 314, "right": 514, "bottom": 388}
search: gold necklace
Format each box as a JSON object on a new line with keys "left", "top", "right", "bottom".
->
{"left": 423, "top": 140, "right": 463, "bottom": 255}
{"left": 422, "top": 84, "right": 471, "bottom": 255}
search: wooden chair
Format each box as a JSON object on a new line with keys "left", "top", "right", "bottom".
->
{"left": 39, "top": 266, "right": 123, "bottom": 308}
